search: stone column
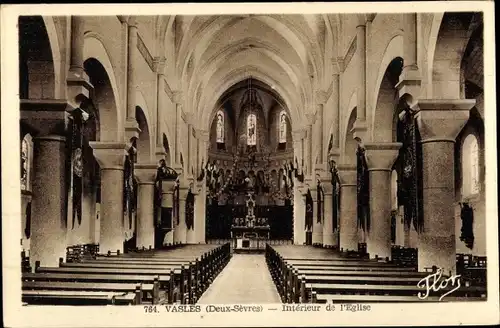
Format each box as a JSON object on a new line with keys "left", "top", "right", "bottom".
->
{"left": 185, "top": 179, "right": 196, "bottom": 244}
{"left": 30, "top": 135, "right": 68, "bottom": 268}
{"left": 134, "top": 164, "right": 157, "bottom": 249}
{"left": 69, "top": 16, "right": 85, "bottom": 73}
{"left": 364, "top": 142, "right": 401, "bottom": 260}
{"left": 414, "top": 99, "right": 473, "bottom": 275}
{"left": 89, "top": 142, "right": 127, "bottom": 254}
{"left": 293, "top": 181, "right": 306, "bottom": 245}
{"left": 127, "top": 23, "right": 138, "bottom": 121}
{"left": 21, "top": 100, "right": 69, "bottom": 268}
{"left": 310, "top": 184, "right": 322, "bottom": 246}
{"left": 321, "top": 178, "right": 335, "bottom": 247}
{"left": 337, "top": 164, "right": 358, "bottom": 252}
{"left": 356, "top": 21, "right": 366, "bottom": 122}
{"left": 161, "top": 180, "right": 176, "bottom": 244}
{"left": 174, "top": 186, "right": 189, "bottom": 244}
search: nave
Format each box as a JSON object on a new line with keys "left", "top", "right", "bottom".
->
{"left": 14, "top": 12, "right": 489, "bottom": 307}
{"left": 21, "top": 241, "right": 487, "bottom": 305}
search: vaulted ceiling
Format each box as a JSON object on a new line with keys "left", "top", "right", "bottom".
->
{"left": 155, "top": 14, "right": 339, "bottom": 131}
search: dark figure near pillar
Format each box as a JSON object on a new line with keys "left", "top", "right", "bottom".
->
{"left": 460, "top": 202, "right": 474, "bottom": 250}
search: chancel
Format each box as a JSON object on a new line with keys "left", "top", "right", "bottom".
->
{"left": 16, "top": 11, "right": 487, "bottom": 306}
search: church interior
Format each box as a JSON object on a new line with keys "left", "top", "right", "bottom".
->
{"left": 18, "top": 13, "right": 487, "bottom": 305}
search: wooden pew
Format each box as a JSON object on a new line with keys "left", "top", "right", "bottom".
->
{"left": 22, "top": 290, "right": 136, "bottom": 306}
{"left": 22, "top": 281, "right": 156, "bottom": 304}
{"left": 23, "top": 272, "right": 168, "bottom": 304}
{"left": 316, "top": 294, "right": 485, "bottom": 303}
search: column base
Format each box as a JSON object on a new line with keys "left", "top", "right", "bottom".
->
{"left": 339, "top": 232, "right": 358, "bottom": 252}
{"left": 322, "top": 232, "right": 335, "bottom": 247}
{"left": 186, "top": 228, "right": 196, "bottom": 244}
{"left": 366, "top": 236, "right": 391, "bottom": 260}
{"left": 418, "top": 234, "right": 456, "bottom": 275}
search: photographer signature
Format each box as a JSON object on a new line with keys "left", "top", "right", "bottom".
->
{"left": 417, "top": 268, "right": 461, "bottom": 301}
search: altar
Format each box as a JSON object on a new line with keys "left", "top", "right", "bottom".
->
{"left": 231, "top": 192, "right": 270, "bottom": 253}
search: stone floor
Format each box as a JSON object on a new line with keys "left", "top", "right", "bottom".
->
{"left": 197, "top": 254, "right": 281, "bottom": 304}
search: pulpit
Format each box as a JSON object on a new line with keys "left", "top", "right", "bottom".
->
{"left": 231, "top": 192, "right": 270, "bottom": 253}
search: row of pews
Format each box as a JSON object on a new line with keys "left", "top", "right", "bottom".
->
{"left": 266, "top": 245, "right": 487, "bottom": 304}
{"left": 22, "top": 243, "right": 231, "bottom": 306}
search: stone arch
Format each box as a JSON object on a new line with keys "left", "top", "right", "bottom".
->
{"left": 18, "top": 16, "right": 57, "bottom": 100}
{"left": 428, "top": 12, "right": 476, "bottom": 99}
{"left": 343, "top": 107, "right": 358, "bottom": 165}
{"left": 372, "top": 57, "right": 404, "bottom": 142}
{"left": 135, "top": 106, "right": 151, "bottom": 163}
{"left": 162, "top": 133, "right": 172, "bottom": 165}
{"left": 341, "top": 91, "right": 357, "bottom": 156}
{"left": 83, "top": 57, "right": 119, "bottom": 142}
{"left": 201, "top": 68, "right": 298, "bottom": 130}
{"left": 83, "top": 35, "right": 122, "bottom": 142}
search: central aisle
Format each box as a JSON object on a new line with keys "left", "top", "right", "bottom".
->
{"left": 197, "top": 253, "right": 281, "bottom": 304}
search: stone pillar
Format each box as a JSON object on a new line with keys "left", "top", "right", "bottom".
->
{"left": 161, "top": 180, "right": 176, "bottom": 244}
{"left": 414, "top": 99, "right": 473, "bottom": 275}
{"left": 184, "top": 182, "right": 199, "bottom": 244}
{"left": 134, "top": 164, "right": 157, "bottom": 249}
{"left": 321, "top": 179, "right": 335, "bottom": 247}
{"left": 364, "top": 142, "right": 401, "bottom": 260}
{"left": 337, "top": 164, "right": 358, "bottom": 252}
{"left": 356, "top": 22, "right": 366, "bottom": 122}
{"left": 174, "top": 186, "right": 189, "bottom": 244}
{"left": 69, "top": 16, "right": 85, "bottom": 73}
{"left": 30, "top": 135, "right": 68, "bottom": 268}
{"left": 21, "top": 100, "right": 69, "bottom": 268}
{"left": 127, "top": 23, "right": 138, "bottom": 121}
{"left": 89, "top": 142, "right": 127, "bottom": 254}
{"left": 293, "top": 181, "right": 306, "bottom": 245}
{"left": 310, "top": 185, "right": 322, "bottom": 246}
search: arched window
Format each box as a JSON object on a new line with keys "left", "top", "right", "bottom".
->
{"left": 216, "top": 110, "right": 224, "bottom": 143}
{"left": 279, "top": 111, "right": 287, "bottom": 144}
{"left": 21, "top": 134, "right": 33, "bottom": 191}
{"left": 247, "top": 113, "right": 257, "bottom": 146}
{"left": 462, "top": 134, "right": 480, "bottom": 197}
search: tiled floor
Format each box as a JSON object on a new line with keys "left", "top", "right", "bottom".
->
{"left": 197, "top": 254, "right": 281, "bottom": 304}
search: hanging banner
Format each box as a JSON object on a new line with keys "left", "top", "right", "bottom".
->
{"left": 123, "top": 141, "right": 136, "bottom": 229}
{"left": 186, "top": 190, "right": 195, "bottom": 230}
{"left": 332, "top": 170, "right": 340, "bottom": 233}
{"left": 316, "top": 183, "right": 323, "bottom": 224}
{"left": 71, "top": 110, "right": 84, "bottom": 229}
{"left": 356, "top": 145, "right": 370, "bottom": 232}
{"left": 398, "top": 111, "right": 424, "bottom": 232}
{"left": 305, "top": 189, "right": 313, "bottom": 230}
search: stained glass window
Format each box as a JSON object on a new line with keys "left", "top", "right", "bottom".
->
{"left": 216, "top": 110, "right": 224, "bottom": 143}
{"left": 279, "top": 111, "right": 287, "bottom": 144}
{"left": 247, "top": 114, "right": 257, "bottom": 146}
{"left": 21, "top": 135, "right": 32, "bottom": 191}
{"left": 462, "top": 134, "right": 480, "bottom": 196}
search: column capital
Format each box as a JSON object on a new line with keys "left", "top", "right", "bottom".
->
{"left": 125, "top": 118, "right": 141, "bottom": 141}
{"left": 197, "top": 129, "right": 210, "bottom": 142}
{"left": 160, "top": 180, "right": 177, "bottom": 193}
{"left": 20, "top": 99, "right": 70, "bottom": 136}
{"left": 178, "top": 186, "right": 190, "bottom": 200}
{"left": 320, "top": 179, "right": 334, "bottom": 194}
{"left": 153, "top": 56, "right": 166, "bottom": 74}
{"left": 89, "top": 142, "right": 128, "bottom": 169}
{"left": 315, "top": 90, "right": 328, "bottom": 104}
{"left": 154, "top": 145, "right": 168, "bottom": 162}
{"left": 363, "top": 142, "right": 402, "bottom": 171}
{"left": 412, "top": 99, "right": 475, "bottom": 141}
{"left": 134, "top": 163, "right": 158, "bottom": 184}
{"left": 292, "top": 128, "right": 307, "bottom": 141}
{"left": 306, "top": 113, "right": 317, "bottom": 126}
{"left": 337, "top": 164, "right": 357, "bottom": 186}
{"left": 352, "top": 119, "right": 368, "bottom": 142}
{"left": 331, "top": 57, "right": 344, "bottom": 74}
{"left": 172, "top": 91, "right": 183, "bottom": 104}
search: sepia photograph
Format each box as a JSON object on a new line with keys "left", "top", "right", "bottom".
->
{"left": 1, "top": 2, "right": 498, "bottom": 327}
